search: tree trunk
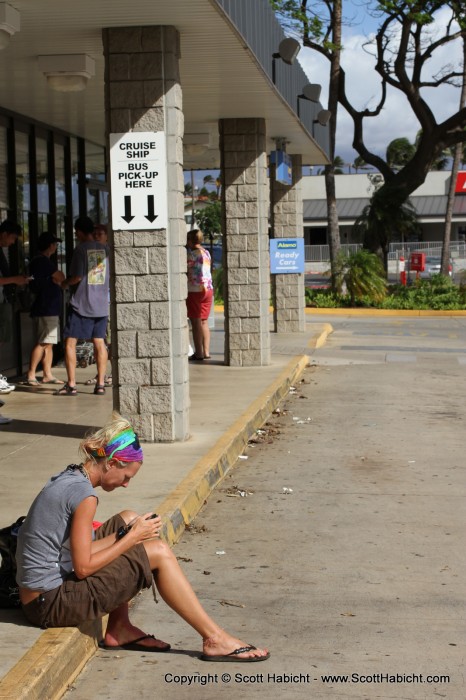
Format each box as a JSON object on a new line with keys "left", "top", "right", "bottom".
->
{"left": 326, "top": 172, "right": 341, "bottom": 288}
{"left": 326, "top": 0, "right": 342, "bottom": 293}
{"left": 442, "top": 37, "right": 466, "bottom": 276}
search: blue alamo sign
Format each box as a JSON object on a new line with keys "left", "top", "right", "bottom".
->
{"left": 270, "top": 238, "right": 305, "bottom": 274}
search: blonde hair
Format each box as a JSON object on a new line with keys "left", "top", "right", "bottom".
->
{"left": 187, "top": 228, "right": 203, "bottom": 246}
{"left": 79, "top": 412, "right": 136, "bottom": 464}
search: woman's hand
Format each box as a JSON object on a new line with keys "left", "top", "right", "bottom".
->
{"left": 10, "top": 275, "right": 29, "bottom": 286}
{"left": 128, "top": 513, "right": 162, "bottom": 543}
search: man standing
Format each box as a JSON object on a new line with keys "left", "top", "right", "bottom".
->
{"left": 26, "top": 232, "right": 65, "bottom": 385}
{"left": 56, "top": 216, "right": 109, "bottom": 396}
{"left": 0, "top": 220, "right": 29, "bottom": 422}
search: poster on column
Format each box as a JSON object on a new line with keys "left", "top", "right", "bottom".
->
{"left": 270, "top": 238, "right": 305, "bottom": 273}
{"left": 110, "top": 132, "right": 168, "bottom": 230}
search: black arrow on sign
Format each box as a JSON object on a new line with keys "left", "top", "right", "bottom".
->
{"left": 145, "top": 195, "right": 158, "bottom": 223}
{"left": 122, "top": 196, "right": 134, "bottom": 223}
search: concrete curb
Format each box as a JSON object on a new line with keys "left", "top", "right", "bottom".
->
{"left": 0, "top": 354, "right": 311, "bottom": 700}
{"left": 306, "top": 307, "right": 466, "bottom": 317}
{"left": 308, "top": 323, "right": 333, "bottom": 349}
{"left": 0, "top": 621, "right": 105, "bottom": 700}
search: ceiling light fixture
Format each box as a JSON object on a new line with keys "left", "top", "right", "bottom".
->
{"left": 272, "top": 37, "right": 301, "bottom": 83}
{"left": 38, "top": 54, "right": 95, "bottom": 92}
{"left": 0, "top": 3, "right": 20, "bottom": 50}
{"left": 314, "top": 110, "right": 332, "bottom": 126}
{"left": 297, "top": 83, "right": 322, "bottom": 120}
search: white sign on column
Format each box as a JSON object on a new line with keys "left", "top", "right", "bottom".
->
{"left": 110, "top": 131, "right": 168, "bottom": 230}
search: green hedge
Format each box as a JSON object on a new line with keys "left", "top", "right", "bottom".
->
{"left": 305, "top": 275, "right": 466, "bottom": 311}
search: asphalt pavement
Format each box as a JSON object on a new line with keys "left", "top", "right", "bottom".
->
{"left": 0, "top": 313, "right": 331, "bottom": 700}
{"left": 61, "top": 314, "right": 465, "bottom": 700}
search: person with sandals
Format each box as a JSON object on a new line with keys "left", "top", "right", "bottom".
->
{"left": 57, "top": 216, "right": 109, "bottom": 397}
{"left": 16, "top": 413, "right": 269, "bottom": 662}
{"left": 26, "top": 232, "right": 65, "bottom": 386}
{"left": 84, "top": 223, "right": 112, "bottom": 389}
{"left": 186, "top": 229, "right": 213, "bottom": 361}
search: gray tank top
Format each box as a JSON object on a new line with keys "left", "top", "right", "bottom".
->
{"left": 16, "top": 467, "right": 97, "bottom": 591}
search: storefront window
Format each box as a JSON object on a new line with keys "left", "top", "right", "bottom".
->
{"left": 71, "top": 137, "right": 80, "bottom": 228}
{"left": 86, "top": 141, "right": 107, "bottom": 223}
{"left": 55, "top": 142, "right": 66, "bottom": 237}
{"left": 15, "top": 129, "right": 30, "bottom": 268}
{"left": 36, "top": 136, "right": 49, "bottom": 217}
{"left": 0, "top": 126, "right": 8, "bottom": 213}
{"left": 16, "top": 130, "right": 30, "bottom": 215}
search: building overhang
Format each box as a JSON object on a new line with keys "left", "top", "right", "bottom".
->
{"left": 0, "top": 0, "right": 329, "bottom": 169}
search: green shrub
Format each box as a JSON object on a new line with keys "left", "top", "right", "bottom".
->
{"left": 212, "top": 266, "right": 224, "bottom": 304}
{"left": 333, "top": 250, "right": 387, "bottom": 305}
{"left": 305, "top": 289, "right": 343, "bottom": 308}
{"left": 382, "top": 276, "right": 465, "bottom": 310}
{"left": 305, "top": 275, "right": 466, "bottom": 310}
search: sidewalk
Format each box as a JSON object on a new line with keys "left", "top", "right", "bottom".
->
{"left": 0, "top": 319, "right": 332, "bottom": 700}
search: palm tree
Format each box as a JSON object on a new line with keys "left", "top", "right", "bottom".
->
{"left": 203, "top": 174, "right": 214, "bottom": 188}
{"left": 333, "top": 155, "right": 345, "bottom": 175}
{"left": 333, "top": 250, "right": 386, "bottom": 305}
{"left": 352, "top": 156, "right": 369, "bottom": 173}
{"left": 353, "top": 188, "right": 420, "bottom": 271}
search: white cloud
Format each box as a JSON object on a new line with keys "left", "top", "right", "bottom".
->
{"left": 297, "top": 5, "right": 463, "bottom": 165}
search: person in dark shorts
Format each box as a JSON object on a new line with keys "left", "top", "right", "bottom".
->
{"left": 84, "top": 223, "right": 112, "bottom": 387}
{"left": 57, "top": 216, "right": 109, "bottom": 396}
{"left": 26, "top": 231, "right": 65, "bottom": 385}
{"left": 15, "top": 413, "right": 269, "bottom": 662}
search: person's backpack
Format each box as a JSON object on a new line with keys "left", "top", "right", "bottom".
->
{"left": 0, "top": 516, "right": 26, "bottom": 608}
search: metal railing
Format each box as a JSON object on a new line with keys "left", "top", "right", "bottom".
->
{"left": 305, "top": 241, "right": 466, "bottom": 262}
{"left": 387, "top": 241, "right": 466, "bottom": 260}
{"left": 305, "top": 243, "right": 362, "bottom": 262}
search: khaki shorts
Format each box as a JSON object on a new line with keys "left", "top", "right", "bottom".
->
{"left": 21, "top": 514, "right": 153, "bottom": 629}
{"left": 33, "top": 316, "right": 59, "bottom": 344}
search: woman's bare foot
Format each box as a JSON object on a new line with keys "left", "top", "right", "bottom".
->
{"left": 104, "top": 621, "right": 170, "bottom": 650}
{"left": 202, "top": 631, "right": 269, "bottom": 661}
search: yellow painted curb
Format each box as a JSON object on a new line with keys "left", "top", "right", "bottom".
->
{"left": 305, "top": 307, "right": 466, "bottom": 317}
{"left": 308, "top": 323, "right": 333, "bottom": 349}
{"left": 0, "top": 352, "right": 319, "bottom": 699}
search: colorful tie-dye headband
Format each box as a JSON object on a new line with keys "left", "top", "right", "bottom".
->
{"left": 92, "top": 428, "right": 143, "bottom": 463}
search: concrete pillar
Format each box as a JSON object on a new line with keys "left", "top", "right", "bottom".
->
{"left": 103, "top": 26, "right": 189, "bottom": 442}
{"left": 271, "top": 154, "right": 305, "bottom": 333}
{"left": 220, "top": 118, "right": 271, "bottom": 367}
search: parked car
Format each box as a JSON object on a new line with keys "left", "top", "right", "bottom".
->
{"left": 210, "top": 243, "right": 223, "bottom": 267}
{"left": 417, "top": 256, "right": 452, "bottom": 279}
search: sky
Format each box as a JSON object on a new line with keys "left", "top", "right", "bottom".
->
{"left": 297, "top": 1, "right": 463, "bottom": 168}
{"left": 188, "top": 1, "right": 463, "bottom": 187}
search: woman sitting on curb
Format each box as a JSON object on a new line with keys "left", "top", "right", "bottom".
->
{"left": 15, "top": 413, "right": 269, "bottom": 663}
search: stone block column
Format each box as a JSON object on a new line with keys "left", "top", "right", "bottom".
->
{"left": 220, "top": 118, "right": 271, "bottom": 366}
{"left": 271, "top": 154, "right": 305, "bottom": 333}
{"left": 103, "top": 26, "right": 189, "bottom": 442}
